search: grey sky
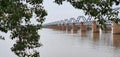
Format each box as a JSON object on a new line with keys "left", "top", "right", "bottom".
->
{"left": 43, "top": 0, "right": 85, "bottom": 24}
{"left": 43, "top": 0, "right": 120, "bottom": 24}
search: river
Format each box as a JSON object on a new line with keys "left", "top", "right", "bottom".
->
{"left": 0, "top": 28, "right": 120, "bottom": 57}
{"left": 39, "top": 28, "right": 120, "bottom": 57}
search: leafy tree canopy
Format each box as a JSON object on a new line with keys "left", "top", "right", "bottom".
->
{"left": 54, "top": 0, "right": 120, "bottom": 29}
{"left": 0, "top": 0, "right": 47, "bottom": 57}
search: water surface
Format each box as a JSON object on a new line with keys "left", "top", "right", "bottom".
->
{"left": 0, "top": 28, "right": 120, "bottom": 57}
{"left": 39, "top": 28, "right": 120, "bottom": 57}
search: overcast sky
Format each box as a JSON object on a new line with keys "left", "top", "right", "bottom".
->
{"left": 43, "top": 0, "right": 85, "bottom": 24}
{"left": 43, "top": 0, "right": 120, "bottom": 24}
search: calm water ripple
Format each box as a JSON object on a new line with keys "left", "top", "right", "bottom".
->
{"left": 0, "top": 28, "right": 120, "bottom": 57}
{"left": 39, "top": 28, "right": 120, "bottom": 57}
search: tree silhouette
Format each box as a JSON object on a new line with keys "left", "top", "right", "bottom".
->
{"left": 0, "top": 0, "right": 47, "bottom": 57}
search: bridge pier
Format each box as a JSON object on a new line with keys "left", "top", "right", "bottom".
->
{"left": 80, "top": 22, "right": 87, "bottom": 32}
{"left": 47, "top": 25, "right": 52, "bottom": 29}
{"left": 53, "top": 25, "right": 57, "bottom": 30}
{"left": 49, "top": 25, "right": 55, "bottom": 29}
{"left": 61, "top": 24, "right": 66, "bottom": 31}
{"left": 55, "top": 25, "right": 59, "bottom": 30}
{"left": 66, "top": 24, "right": 71, "bottom": 31}
{"left": 58, "top": 25, "right": 62, "bottom": 30}
{"left": 113, "top": 21, "right": 120, "bottom": 34}
{"left": 72, "top": 23, "right": 78, "bottom": 33}
{"left": 92, "top": 21, "right": 99, "bottom": 33}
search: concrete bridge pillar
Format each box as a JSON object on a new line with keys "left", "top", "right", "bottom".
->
{"left": 66, "top": 24, "right": 71, "bottom": 31}
{"left": 113, "top": 21, "right": 120, "bottom": 34}
{"left": 52, "top": 25, "right": 56, "bottom": 30}
{"left": 80, "top": 22, "right": 87, "bottom": 32}
{"left": 53, "top": 25, "right": 57, "bottom": 30}
{"left": 56, "top": 25, "right": 60, "bottom": 30}
{"left": 92, "top": 21, "right": 99, "bottom": 33}
{"left": 72, "top": 23, "right": 78, "bottom": 33}
{"left": 58, "top": 25, "right": 62, "bottom": 30}
{"left": 49, "top": 25, "right": 54, "bottom": 29}
{"left": 62, "top": 24, "right": 66, "bottom": 31}
{"left": 47, "top": 25, "right": 51, "bottom": 29}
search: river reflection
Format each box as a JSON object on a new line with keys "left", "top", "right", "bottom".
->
{"left": 81, "top": 31, "right": 87, "bottom": 37}
{"left": 1, "top": 28, "right": 120, "bottom": 57}
{"left": 93, "top": 33, "right": 99, "bottom": 42}
{"left": 40, "top": 28, "right": 120, "bottom": 57}
{"left": 113, "top": 34, "right": 120, "bottom": 48}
